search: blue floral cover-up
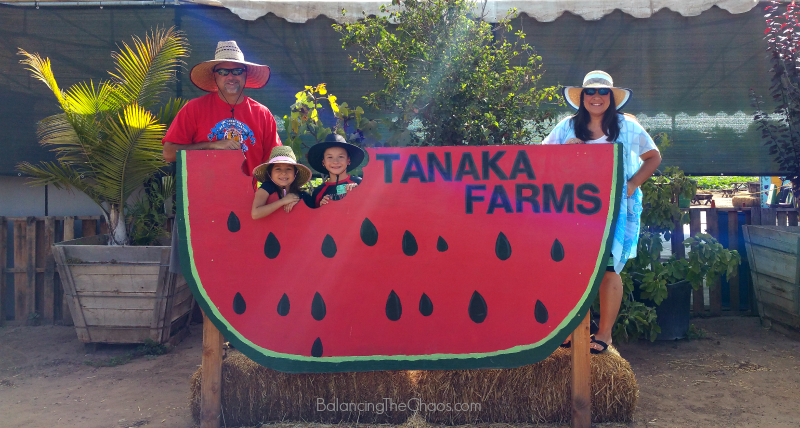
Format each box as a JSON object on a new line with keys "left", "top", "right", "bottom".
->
{"left": 542, "top": 114, "right": 659, "bottom": 273}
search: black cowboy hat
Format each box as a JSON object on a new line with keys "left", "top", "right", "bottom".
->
{"left": 306, "top": 133, "right": 367, "bottom": 174}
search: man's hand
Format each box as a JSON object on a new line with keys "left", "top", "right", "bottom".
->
{"left": 209, "top": 139, "right": 242, "bottom": 150}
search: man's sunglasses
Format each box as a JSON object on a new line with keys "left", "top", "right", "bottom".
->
{"left": 214, "top": 68, "right": 247, "bottom": 76}
{"left": 583, "top": 88, "right": 611, "bottom": 96}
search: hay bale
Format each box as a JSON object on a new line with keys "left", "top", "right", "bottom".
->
{"left": 189, "top": 352, "right": 415, "bottom": 426}
{"left": 414, "top": 347, "right": 637, "bottom": 425}
{"left": 732, "top": 194, "right": 760, "bottom": 208}
{"left": 190, "top": 347, "right": 637, "bottom": 426}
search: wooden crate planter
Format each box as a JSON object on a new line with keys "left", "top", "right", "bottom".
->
{"left": 52, "top": 235, "right": 193, "bottom": 344}
{"left": 742, "top": 225, "right": 800, "bottom": 329}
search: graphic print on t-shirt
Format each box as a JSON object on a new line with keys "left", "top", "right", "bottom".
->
{"left": 207, "top": 119, "right": 257, "bottom": 155}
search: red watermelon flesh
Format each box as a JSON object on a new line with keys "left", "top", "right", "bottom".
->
{"left": 178, "top": 145, "right": 621, "bottom": 372}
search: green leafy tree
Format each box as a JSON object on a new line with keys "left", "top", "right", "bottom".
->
{"left": 16, "top": 27, "right": 189, "bottom": 245}
{"left": 335, "top": 0, "right": 561, "bottom": 146}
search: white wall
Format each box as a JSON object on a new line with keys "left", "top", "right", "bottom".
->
{"left": 0, "top": 176, "right": 103, "bottom": 217}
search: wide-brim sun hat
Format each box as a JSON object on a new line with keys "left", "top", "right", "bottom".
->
{"left": 306, "top": 133, "right": 367, "bottom": 174}
{"left": 252, "top": 146, "right": 312, "bottom": 188}
{"left": 562, "top": 70, "right": 632, "bottom": 111}
{"left": 190, "top": 41, "right": 271, "bottom": 92}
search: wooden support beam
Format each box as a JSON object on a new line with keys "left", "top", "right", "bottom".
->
{"left": 689, "top": 210, "right": 704, "bottom": 313}
{"left": 571, "top": 314, "right": 591, "bottom": 428}
{"left": 201, "top": 313, "right": 223, "bottom": 428}
{"left": 728, "top": 211, "right": 740, "bottom": 313}
{"left": 790, "top": 210, "right": 799, "bottom": 226}
{"left": 777, "top": 211, "right": 788, "bottom": 227}
{"left": 760, "top": 208, "right": 775, "bottom": 227}
{"left": 13, "top": 220, "right": 27, "bottom": 323}
{"left": 82, "top": 219, "right": 97, "bottom": 238}
{"left": 706, "top": 209, "right": 722, "bottom": 315}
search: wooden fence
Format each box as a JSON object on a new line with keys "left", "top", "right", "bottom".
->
{"left": 674, "top": 207, "right": 800, "bottom": 316}
{"left": 1, "top": 216, "right": 106, "bottom": 326}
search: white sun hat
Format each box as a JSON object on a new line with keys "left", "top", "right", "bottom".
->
{"left": 562, "top": 70, "right": 632, "bottom": 111}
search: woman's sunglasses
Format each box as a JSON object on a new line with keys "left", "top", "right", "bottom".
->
{"left": 583, "top": 88, "right": 611, "bottom": 96}
{"left": 214, "top": 68, "right": 247, "bottom": 76}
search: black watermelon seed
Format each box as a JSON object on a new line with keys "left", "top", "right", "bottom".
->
{"left": 419, "top": 293, "right": 434, "bottom": 316}
{"left": 402, "top": 231, "right": 418, "bottom": 256}
{"left": 551, "top": 239, "right": 565, "bottom": 262}
{"left": 534, "top": 299, "right": 549, "bottom": 324}
{"left": 227, "top": 212, "right": 240, "bottom": 232}
{"left": 495, "top": 232, "right": 512, "bottom": 260}
{"left": 233, "top": 292, "right": 246, "bottom": 315}
{"left": 321, "top": 234, "right": 337, "bottom": 258}
{"left": 311, "top": 337, "right": 323, "bottom": 357}
{"left": 386, "top": 290, "right": 402, "bottom": 321}
{"left": 264, "top": 232, "right": 280, "bottom": 259}
{"left": 360, "top": 218, "right": 378, "bottom": 246}
{"left": 311, "top": 292, "right": 327, "bottom": 321}
{"left": 436, "top": 236, "right": 449, "bottom": 252}
{"left": 468, "top": 291, "right": 487, "bottom": 323}
{"left": 277, "top": 293, "right": 290, "bottom": 316}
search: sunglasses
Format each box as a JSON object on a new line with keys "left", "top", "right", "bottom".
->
{"left": 583, "top": 88, "right": 611, "bottom": 96}
{"left": 214, "top": 68, "right": 246, "bottom": 76}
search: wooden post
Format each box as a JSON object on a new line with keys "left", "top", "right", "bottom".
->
{"left": 671, "top": 215, "right": 686, "bottom": 259}
{"left": 760, "top": 208, "right": 776, "bottom": 227}
{"left": 26, "top": 218, "right": 37, "bottom": 323}
{"left": 750, "top": 206, "right": 761, "bottom": 226}
{"left": 689, "top": 210, "right": 704, "bottom": 313}
{"left": 60, "top": 217, "right": 75, "bottom": 324}
{"left": 706, "top": 209, "right": 722, "bottom": 315}
{"left": 777, "top": 211, "right": 788, "bottom": 227}
{"left": 728, "top": 211, "right": 740, "bottom": 313}
{"left": 82, "top": 219, "right": 97, "bottom": 238}
{"left": 571, "top": 314, "right": 591, "bottom": 428}
{"left": 13, "top": 220, "right": 27, "bottom": 324}
{"left": 0, "top": 216, "right": 6, "bottom": 326}
{"left": 43, "top": 217, "right": 56, "bottom": 323}
{"left": 789, "top": 210, "right": 799, "bottom": 226}
{"left": 201, "top": 313, "right": 223, "bottom": 428}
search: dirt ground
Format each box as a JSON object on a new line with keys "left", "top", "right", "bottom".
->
{"left": 1, "top": 316, "right": 798, "bottom": 428}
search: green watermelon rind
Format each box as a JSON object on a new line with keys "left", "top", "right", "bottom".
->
{"left": 177, "top": 146, "right": 622, "bottom": 373}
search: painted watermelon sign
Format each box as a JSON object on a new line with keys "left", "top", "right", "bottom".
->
{"left": 177, "top": 145, "right": 622, "bottom": 373}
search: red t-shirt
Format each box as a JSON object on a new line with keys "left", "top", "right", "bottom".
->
{"left": 162, "top": 92, "right": 282, "bottom": 176}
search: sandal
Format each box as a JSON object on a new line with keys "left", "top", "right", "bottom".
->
{"left": 589, "top": 337, "right": 608, "bottom": 354}
{"left": 559, "top": 341, "right": 571, "bottom": 349}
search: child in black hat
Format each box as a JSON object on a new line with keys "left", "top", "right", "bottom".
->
{"left": 305, "top": 133, "right": 366, "bottom": 208}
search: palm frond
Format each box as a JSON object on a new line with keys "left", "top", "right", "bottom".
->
{"left": 92, "top": 104, "right": 167, "bottom": 207}
{"left": 155, "top": 97, "right": 188, "bottom": 127}
{"left": 16, "top": 160, "right": 102, "bottom": 205}
{"left": 108, "top": 27, "right": 190, "bottom": 109}
{"left": 17, "top": 49, "right": 67, "bottom": 109}
{"left": 64, "top": 80, "right": 119, "bottom": 115}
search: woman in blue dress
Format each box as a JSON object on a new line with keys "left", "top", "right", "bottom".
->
{"left": 543, "top": 70, "right": 662, "bottom": 353}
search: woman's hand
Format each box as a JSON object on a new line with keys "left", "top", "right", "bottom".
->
{"left": 626, "top": 180, "right": 637, "bottom": 198}
{"left": 564, "top": 138, "right": 585, "bottom": 145}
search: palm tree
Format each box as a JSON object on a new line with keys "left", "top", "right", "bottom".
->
{"left": 17, "top": 27, "right": 190, "bottom": 245}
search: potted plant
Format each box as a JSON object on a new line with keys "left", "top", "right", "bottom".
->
{"left": 16, "top": 27, "right": 195, "bottom": 344}
{"left": 746, "top": 0, "right": 800, "bottom": 332}
{"left": 613, "top": 168, "right": 741, "bottom": 342}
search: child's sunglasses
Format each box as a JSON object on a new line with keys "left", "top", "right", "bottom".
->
{"left": 583, "top": 88, "right": 611, "bottom": 96}
{"left": 214, "top": 68, "right": 247, "bottom": 76}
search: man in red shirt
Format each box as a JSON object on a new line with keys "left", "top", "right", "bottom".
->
{"left": 162, "top": 40, "right": 282, "bottom": 176}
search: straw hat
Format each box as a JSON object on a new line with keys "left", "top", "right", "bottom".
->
{"left": 252, "top": 146, "right": 312, "bottom": 187}
{"left": 306, "top": 133, "right": 367, "bottom": 174}
{"left": 562, "top": 70, "right": 632, "bottom": 111}
{"left": 190, "top": 41, "right": 271, "bottom": 92}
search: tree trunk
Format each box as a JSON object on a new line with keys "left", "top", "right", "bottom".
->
{"left": 106, "top": 205, "right": 128, "bottom": 246}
